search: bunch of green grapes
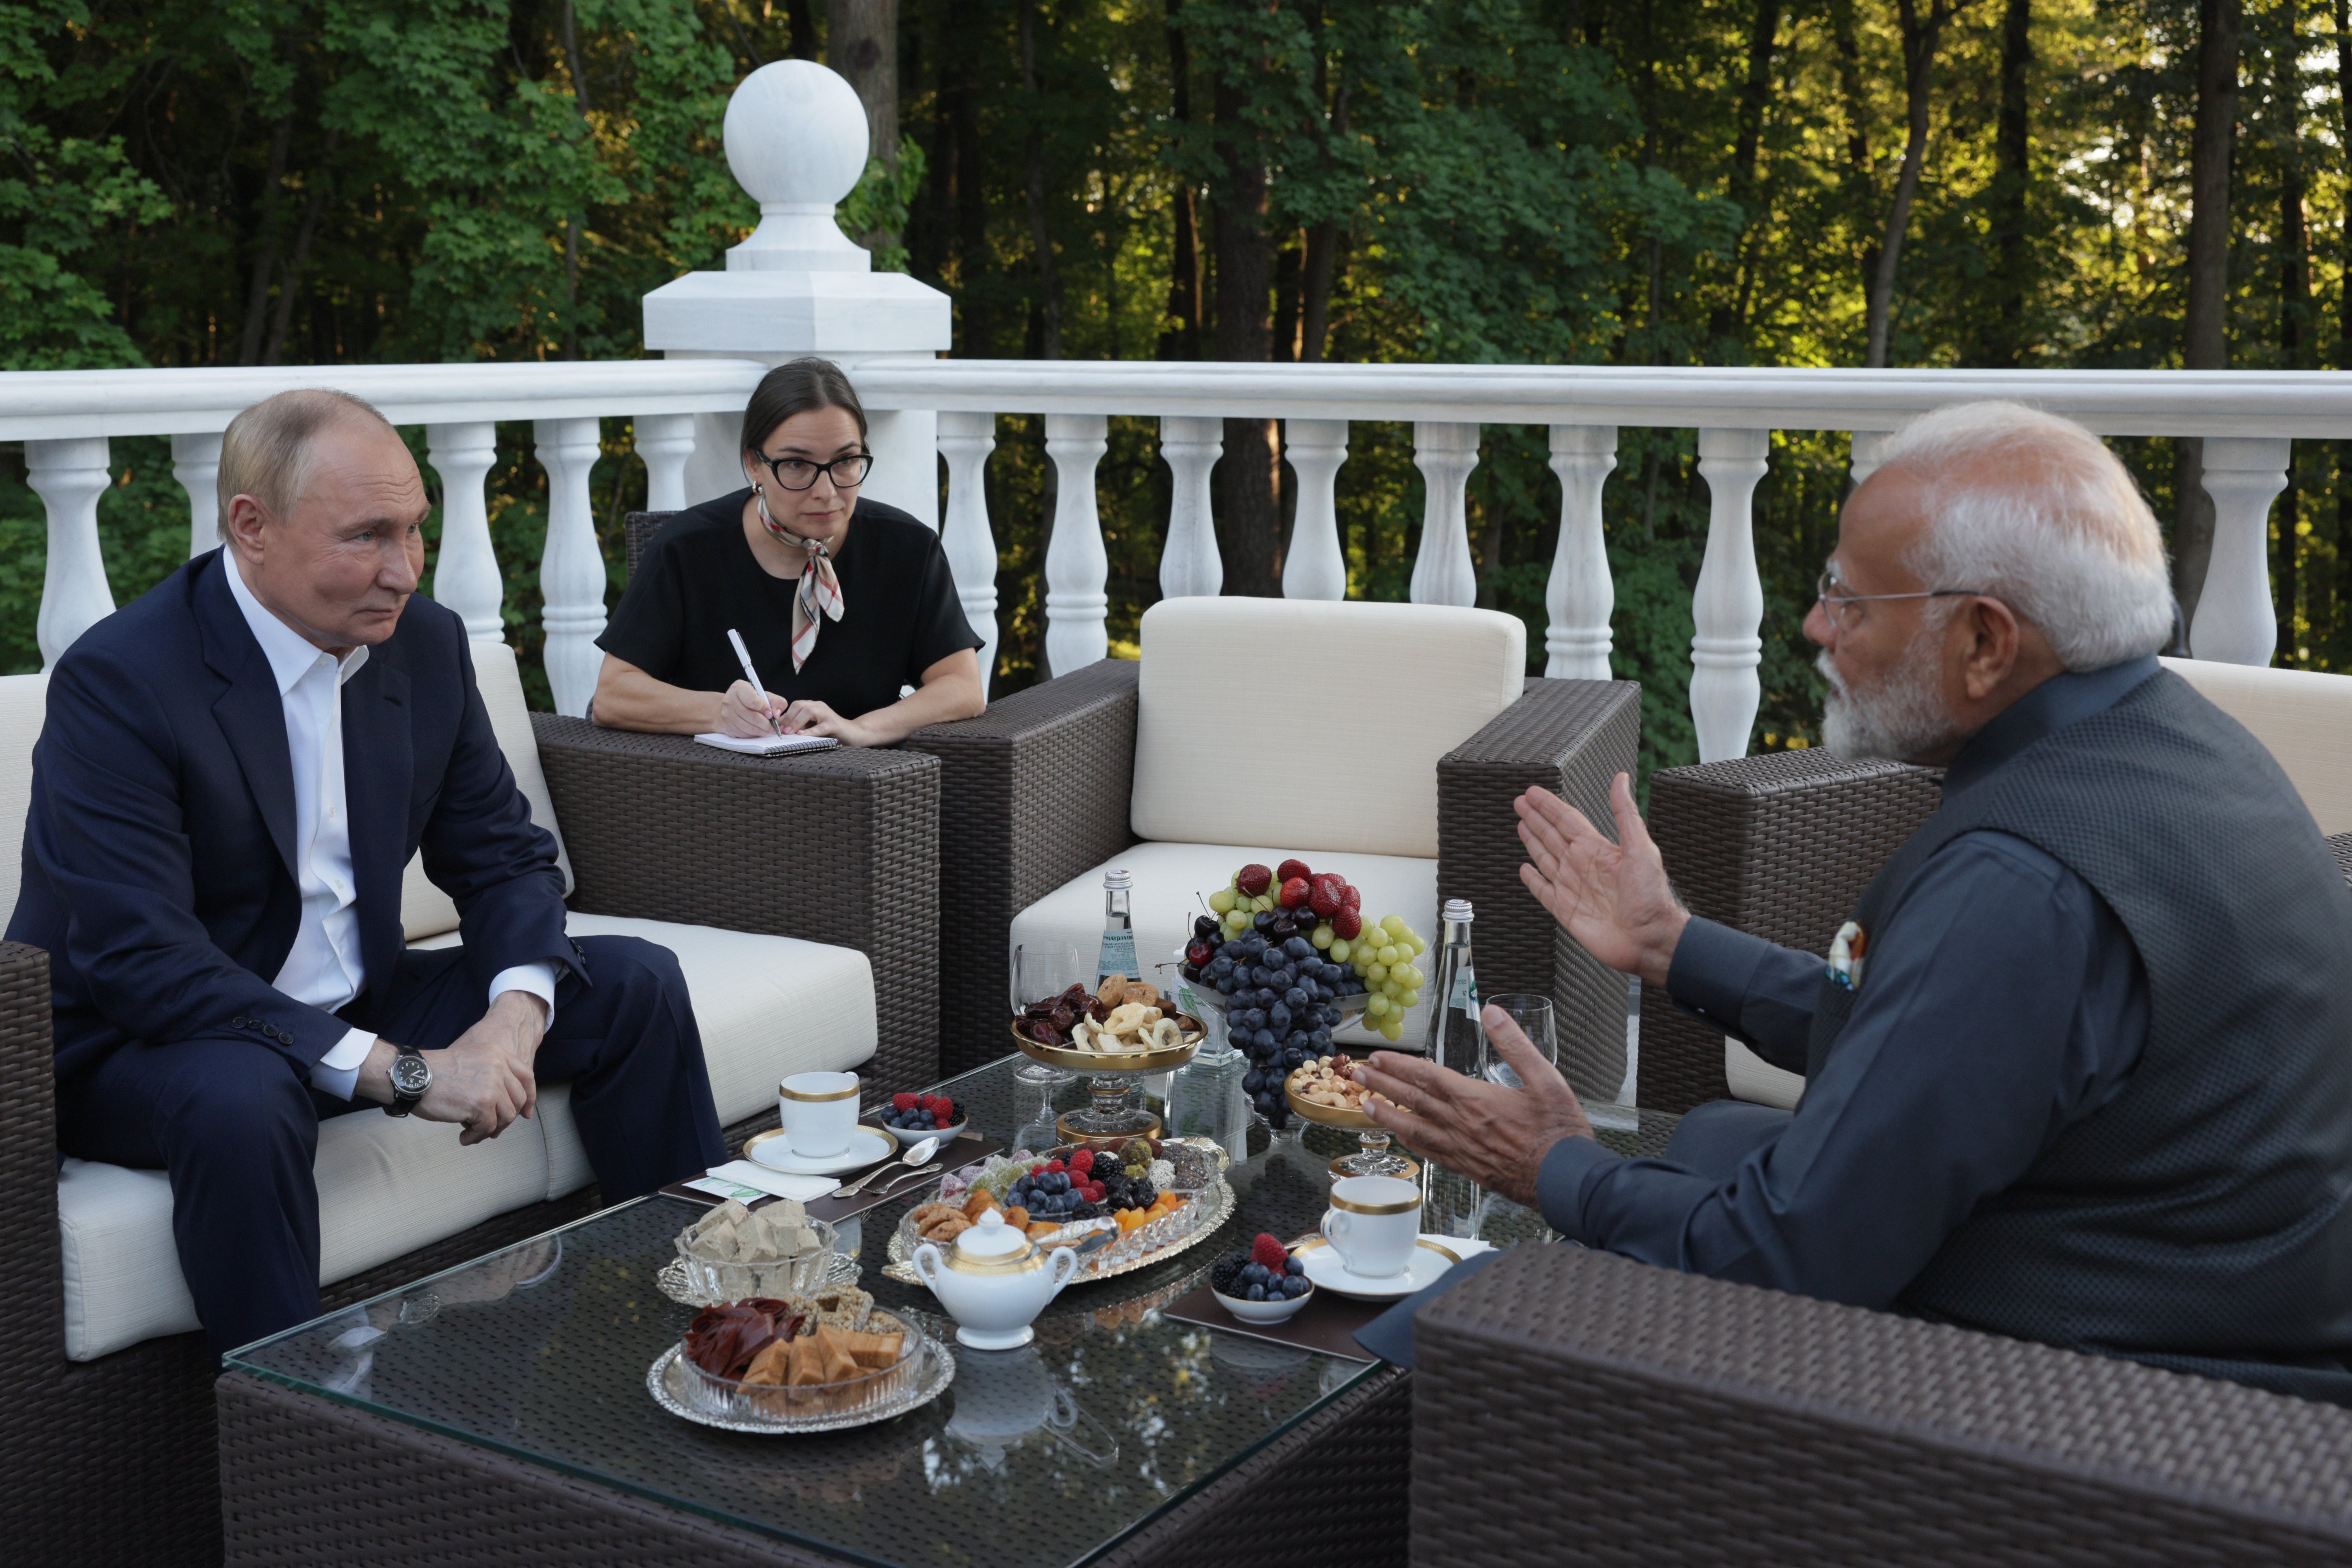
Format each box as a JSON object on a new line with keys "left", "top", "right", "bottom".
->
{"left": 1206, "top": 875, "right": 1278, "bottom": 937}
{"left": 1332, "top": 915, "right": 1426, "bottom": 1043}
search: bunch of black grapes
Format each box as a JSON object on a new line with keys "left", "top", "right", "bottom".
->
{"left": 1187, "top": 910, "right": 1366, "bottom": 1127}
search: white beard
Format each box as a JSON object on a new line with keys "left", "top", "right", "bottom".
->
{"left": 1817, "top": 631, "right": 1964, "bottom": 763}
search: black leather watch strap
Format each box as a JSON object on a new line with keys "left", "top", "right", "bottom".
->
{"left": 385, "top": 1042, "right": 429, "bottom": 1117}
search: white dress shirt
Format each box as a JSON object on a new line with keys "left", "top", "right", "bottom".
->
{"left": 224, "top": 560, "right": 554, "bottom": 1099}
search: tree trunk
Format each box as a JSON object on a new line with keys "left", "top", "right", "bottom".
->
{"left": 2275, "top": 0, "right": 2309, "bottom": 661}
{"left": 236, "top": 114, "right": 293, "bottom": 367}
{"left": 1826, "top": 0, "right": 1880, "bottom": 294}
{"left": 786, "top": 0, "right": 819, "bottom": 59}
{"left": 1297, "top": 15, "right": 1349, "bottom": 363}
{"left": 2335, "top": 0, "right": 2350, "bottom": 651}
{"left": 1978, "top": 0, "right": 2032, "bottom": 367}
{"left": 262, "top": 131, "right": 337, "bottom": 366}
{"left": 1160, "top": 0, "right": 1203, "bottom": 360}
{"left": 951, "top": 2, "right": 989, "bottom": 353}
{"left": 1710, "top": 0, "right": 1782, "bottom": 350}
{"left": 1272, "top": 236, "right": 1303, "bottom": 362}
{"left": 830, "top": 1, "right": 899, "bottom": 252}
{"left": 1214, "top": 70, "right": 1279, "bottom": 596}
{"left": 2174, "top": 0, "right": 2241, "bottom": 628}
{"left": 558, "top": 2, "right": 594, "bottom": 361}
{"left": 1018, "top": 0, "right": 1063, "bottom": 360}
{"left": 1864, "top": 0, "right": 1965, "bottom": 368}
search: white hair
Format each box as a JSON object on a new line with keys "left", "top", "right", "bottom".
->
{"left": 1871, "top": 401, "right": 2175, "bottom": 671}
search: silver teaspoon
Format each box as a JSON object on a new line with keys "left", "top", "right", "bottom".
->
{"left": 830, "top": 1135, "right": 943, "bottom": 1199}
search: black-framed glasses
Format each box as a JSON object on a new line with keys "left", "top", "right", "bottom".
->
{"left": 1815, "top": 562, "right": 1980, "bottom": 631}
{"left": 755, "top": 451, "right": 873, "bottom": 491}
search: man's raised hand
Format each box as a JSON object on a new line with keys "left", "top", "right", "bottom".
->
{"left": 1515, "top": 772, "right": 1689, "bottom": 988}
{"left": 1346, "top": 1006, "right": 1594, "bottom": 1207}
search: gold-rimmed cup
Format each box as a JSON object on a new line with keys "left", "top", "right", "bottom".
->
{"left": 779, "top": 1071, "right": 861, "bottom": 1157}
{"left": 1319, "top": 1174, "right": 1422, "bottom": 1279}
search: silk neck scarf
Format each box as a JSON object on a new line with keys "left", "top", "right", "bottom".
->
{"left": 756, "top": 486, "right": 844, "bottom": 672}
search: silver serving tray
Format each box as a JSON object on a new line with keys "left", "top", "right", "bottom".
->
{"left": 647, "top": 1336, "right": 954, "bottom": 1435}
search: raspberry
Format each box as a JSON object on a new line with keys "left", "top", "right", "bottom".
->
{"left": 1044, "top": 1160, "right": 1065, "bottom": 1175}
{"left": 1251, "top": 1232, "right": 1289, "bottom": 1269}
{"left": 891, "top": 1092, "right": 917, "bottom": 1111}
{"left": 933, "top": 1110, "right": 952, "bottom": 1128}
{"left": 1069, "top": 1148, "right": 1095, "bottom": 1172}
{"left": 919, "top": 1095, "right": 942, "bottom": 1111}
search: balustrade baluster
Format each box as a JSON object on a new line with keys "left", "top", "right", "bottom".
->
{"left": 1043, "top": 414, "right": 1110, "bottom": 675}
{"left": 634, "top": 414, "right": 698, "bottom": 515}
{"left": 1408, "top": 422, "right": 1481, "bottom": 607}
{"left": 26, "top": 436, "right": 116, "bottom": 667}
{"left": 1281, "top": 419, "right": 1349, "bottom": 601}
{"left": 937, "top": 411, "right": 1001, "bottom": 694}
{"left": 171, "top": 432, "right": 223, "bottom": 559}
{"left": 425, "top": 422, "right": 506, "bottom": 645}
{"left": 2190, "top": 437, "right": 2292, "bottom": 666}
{"left": 1691, "top": 427, "right": 1771, "bottom": 763}
{"left": 1849, "top": 430, "right": 1888, "bottom": 488}
{"left": 535, "top": 417, "right": 607, "bottom": 716}
{"left": 1157, "top": 416, "right": 1223, "bottom": 600}
{"left": 1543, "top": 425, "right": 1617, "bottom": 680}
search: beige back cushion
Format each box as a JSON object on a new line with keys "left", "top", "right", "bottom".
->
{"left": 1131, "top": 597, "right": 1527, "bottom": 859}
{"left": 0, "top": 673, "right": 49, "bottom": 928}
{"left": 401, "top": 640, "right": 573, "bottom": 941}
{"left": 2160, "top": 657, "right": 2352, "bottom": 836}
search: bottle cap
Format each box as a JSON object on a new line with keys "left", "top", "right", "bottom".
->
{"left": 1105, "top": 869, "right": 1134, "bottom": 890}
{"left": 1443, "top": 898, "right": 1474, "bottom": 921}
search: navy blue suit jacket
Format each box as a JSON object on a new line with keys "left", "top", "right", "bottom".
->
{"left": 10, "top": 549, "right": 583, "bottom": 1086}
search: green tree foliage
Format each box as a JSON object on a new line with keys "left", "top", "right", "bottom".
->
{"left": 2, "top": 0, "right": 2344, "bottom": 771}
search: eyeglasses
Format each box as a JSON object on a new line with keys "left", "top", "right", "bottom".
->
{"left": 754, "top": 451, "right": 873, "bottom": 492}
{"left": 1815, "top": 563, "right": 1979, "bottom": 631}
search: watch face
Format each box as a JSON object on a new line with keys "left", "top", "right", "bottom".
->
{"left": 391, "top": 1053, "right": 431, "bottom": 1097}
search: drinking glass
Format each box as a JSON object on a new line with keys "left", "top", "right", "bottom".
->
{"left": 1011, "top": 944, "right": 1083, "bottom": 1086}
{"left": 1479, "top": 994, "right": 1558, "bottom": 1089}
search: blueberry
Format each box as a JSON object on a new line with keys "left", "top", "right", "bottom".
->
{"left": 1283, "top": 1274, "right": 1311, "bottom": 1297}
{"left": 1285, "top": 1254, "right": 1306, "bottom": 1275}
{"left": 1246, "top": 1282, "right": 1269, "bottom": 1301}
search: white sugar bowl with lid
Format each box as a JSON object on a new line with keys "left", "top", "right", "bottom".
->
{"left": 912, "top": 1209, "right": 1083, "bottom": 1351}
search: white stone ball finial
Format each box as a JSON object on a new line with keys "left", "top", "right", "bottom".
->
{"left": 722, "top": 60, "right": 872, "bottom": 273}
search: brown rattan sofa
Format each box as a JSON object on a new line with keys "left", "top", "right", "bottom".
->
{"left": 0, "top": 718, "right": 939, "bottom": 1566}
{"left": 905, "top": 657, "right": 1641, "bottom": 1090}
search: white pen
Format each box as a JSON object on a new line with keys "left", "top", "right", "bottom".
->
{"left": 724, "top": 628, "right": 785, "bottom": 736}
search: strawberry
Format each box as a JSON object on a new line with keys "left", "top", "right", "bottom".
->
{"left": 891, "top": 1092, "right": 918, "bottom": 1111}
{"left": 1277, "top": 858, "right": 1313, "bottom": 884}
{"left": 1308, "top": 873, "right": 1343, "bottom": 918}
{"left": 1279, "top": 876, "right": 1311, "bottom": 909}
{"left": 1340, "top": 883, "right": 1361, "bottom": 909}
{"left": 1333, "top": 907, "right": 1363, "bottom": 939}
{"left": 1251, "top": 1232, "right": 1290, "bottom": 1269}
{"left": 1236, "top": 863, "right": 1273, "bottom": 897}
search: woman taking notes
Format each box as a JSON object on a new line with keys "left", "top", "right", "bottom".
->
{"left": 592, "top": 357, "right": 986, "bottom": 745}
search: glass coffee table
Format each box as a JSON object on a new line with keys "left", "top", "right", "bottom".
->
{"left": 217, "top": 1053, "right": 1680, "bottom": 1567}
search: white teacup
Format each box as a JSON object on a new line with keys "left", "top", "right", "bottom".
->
{"left": 1319, "top": 1175, "right": 1422, "bottom": 1279}
{"left": 778, "top": 1071, "right": 861, "bottom": 1156}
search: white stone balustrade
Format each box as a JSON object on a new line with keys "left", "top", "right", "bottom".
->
{"left": 1157, "top": 416, "right": 1223, "bottom": 600}
{"left": 1409, "top": 421, "right": 1481, "bottom": 608}
{"left": 936, "top": 410, "right": 1000, "bottom": 692}
{"left": 1544, "top": 425, "right": 1616, "bottom": 681}
{"left": 0, "top": 59, "right": 2341, "bottom": 748}
{"left": 1042, "top": 414, "right": 1111, "bottom": 677}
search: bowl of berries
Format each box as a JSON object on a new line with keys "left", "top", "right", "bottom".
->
{"left": 876, "top": 1093, "right": 966, "bottom": 1148}
{"left": 1210, "top": 1232, "right": 1315, "bottom": 1323}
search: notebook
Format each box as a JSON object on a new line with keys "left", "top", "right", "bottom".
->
{"left": 692, "top": 731, "right": 841, "bottom": 756}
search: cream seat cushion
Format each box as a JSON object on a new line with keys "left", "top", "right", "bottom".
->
{"left": 2160, "top": 657, "right": 2352, "bottom": 835}
{"left": 410, "top": 912, "right": 877, "bottom": 1198}
{"left": 0, "top": 672, "right": 47, "bottom": 922}
{"left": 1130, "top": 598, "right": 1526, "bottom": 859}
{"left": 1009, "top": 841, "right": 1438, "bottom": 1049}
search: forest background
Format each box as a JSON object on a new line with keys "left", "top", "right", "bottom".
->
{"left": 1, "top": 0, "right": 2342, "bottom": 774}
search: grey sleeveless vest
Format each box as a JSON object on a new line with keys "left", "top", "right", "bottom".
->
{"left": 1806, "top": 669, "right": 2352, "bottom": 1401}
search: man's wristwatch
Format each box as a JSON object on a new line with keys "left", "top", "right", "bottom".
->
{"left": 386, "top": 1043, "right": 430, "bottom": 1117}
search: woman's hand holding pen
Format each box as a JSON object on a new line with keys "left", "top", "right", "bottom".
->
{"left": 717, "top": 679, "right": 787, "bottom": 737}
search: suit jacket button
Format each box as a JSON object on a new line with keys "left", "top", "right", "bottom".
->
{"left": 231, "top": 1016, "right": 250, "bottom": 1029}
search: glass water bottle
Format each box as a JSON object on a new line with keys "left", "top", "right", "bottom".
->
{"left": 1096, "top": 868, "right": 1137, "bottom": 986}
{"left": 1420, "top": 899, "right": 1479, "bottom": 1074}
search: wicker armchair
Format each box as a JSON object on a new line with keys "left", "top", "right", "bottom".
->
{"left": 1412, "top": 1242, "right": 2352, "bottom": 1564}
{"left": 0, "top": 725, "right": 937, "bottom": 1567}
{"left": 906, "top": 661, "right": 1641, "bottom": 1088}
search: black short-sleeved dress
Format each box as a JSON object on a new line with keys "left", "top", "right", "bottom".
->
{"left": 596, "top": 490, "right": 982, "bottom": 719}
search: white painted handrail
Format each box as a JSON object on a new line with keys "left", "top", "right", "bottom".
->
{"left": 5, "top": 354, "right": 2339, "bottom": 754}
